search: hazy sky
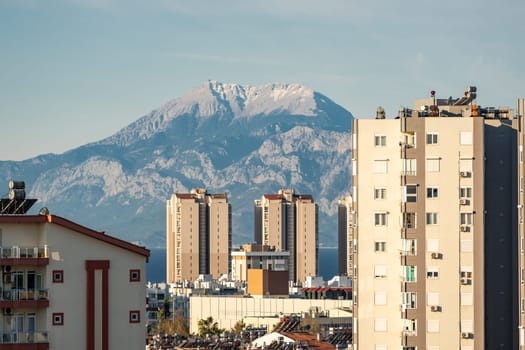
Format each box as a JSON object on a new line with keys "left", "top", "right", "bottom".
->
{"left": 1, "top": 0, "right": 524, "bottom": 160}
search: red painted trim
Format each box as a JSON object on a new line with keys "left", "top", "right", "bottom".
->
{"left": 52, "top": 312, "right": 64, "bottom": 326}
{"left": 129, "top": 310, "right": 141, "bottom": 323}
{"left": 52, "top": 270, "right": 64, "bottom": 283}
{"left": 0, "top": 215, "right": 149, "bottom": 259}
{"left": 0, "top": 300, "right": 49, "bottom": 308}
{"left": 0, "top": 258, "right": 49, "bottom": 266}
{"left": 86, "top": 260, "right": 109, "bottom": 350}
{"left": 129, "top": 269, "right": 140, "bottom": 282}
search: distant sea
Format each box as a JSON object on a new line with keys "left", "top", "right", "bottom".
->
{"left": 146, "top": 247, "right": 339, "bottom": 283}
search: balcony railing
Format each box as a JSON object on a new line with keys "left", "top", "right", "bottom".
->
{"left": 1, "top": 289, "right": 48, "bottom": 301}
{"left": 0, "top": 246, "right": 48, "bottom": 259}
{"left": 0, "top": 331, "right": 48, "bottom": 344}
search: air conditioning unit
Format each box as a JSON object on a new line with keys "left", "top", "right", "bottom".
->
{"left": 3, "top": 266, "right": 11, "bottom": 273}
{"left": 430, "top": 305, "right": 441, "bottom": 312}
{"left": 460, "top": 171, "right": 470, "bottom": 177}
{"left": 431, "top": 252, "right": 441, "bottom": 259}
{"left": 460, "top": 225, "right": 471, "bottom": 232}
{"left": 459, "top": 199, "right": 469, "bottom": 205}
{"left": 460, "top": 278, "right": 470, "bottom": 285}
{"left": 3, "top": 307, "right": 12, "bottom": 316}
{"left": 461, "top": 332, "right": 473, "bottom": 339}
{"left": 3, "top": 274, "right": 11, "bottom": 284}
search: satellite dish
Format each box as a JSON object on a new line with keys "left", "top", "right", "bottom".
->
{"left": 39, "top": 207, "right": 49, "bottom": 216}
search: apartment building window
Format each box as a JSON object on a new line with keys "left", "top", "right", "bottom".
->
{"left": 402, "top": 319, "right": 417, "bottom": 335}
{"left": 374, "top": 188, "right": 387, "bottom": 200}
{"left": 129, "top": 310, "right": 141, "bottom": 323}
{"left": 427, "top": 187, "right": 438, "bottom": 198}
{"left": 460, "top": 131, "right": 473, "bottom": 145}
{"left": 403, "top": 185, "right": 417, "bottom": 202}
{"left": 52, "top": 313, "right": 64, "bottom": 326}
{"left": 460, "top": 269, "right": 473, "bottom": 279}
{"left": 426, "top": 158, "right": 441, "bottom": 172}
{"left": 373, "top": 160, "right": 388, "bottom": 174}
{"left": 401, "top": 159, "right": 417, "bottom": 176}
{"left": 460, "top": 212, "right": 473, "bottom": 225}
{"left": 374, "top": 213, "right": 388, "bottom": 226}
{"left": 426, "top": 132, "right": 438, "bottom": 144}
{"left": 374, "top": 241, "right": 386, "bottom": 252}
{"left": 374, "top": 291, "right": 387, "bottom": 305}
{"left": 402, "top": 291, "right": 417, "bottom": 309}
{"left": 129, "top": 269, "right": 141, "bottom": 282}
{"left": 402, "top": 265, "right": 416, "bottom": 282}
{"left": 460, "top": 186, "right": 472, "bottom": 198}
{"left": 375, "top": 345, "right": 387, "bottom": 350}
{"left": 401, "top": 239, "right": 416, "bottom": 255}
{"left": 374, "top": 265, "right": 387, "bottom": 278}
{"left": 460, "top": 240, "right": 473, "bottom": 252}
{"left": 428, "top": 320, "right": 440, "bottom": 333}
{"left": 375, "top": 318, "right": 387, "bottom": 332}
{"left": 375, "top": 135, "right": 386, "bottom": 147}
{"left": 427, "top": 292, "right": 439, "bottom": 306}
{"left": 427, "top": 239, "right": 439, "bottom": 252}
{"left": 426, "top": 212, "right": 438, "bottom": 225}
{"left": 427, "top": 267, "right": 439, "bottom": 279}
{"left": 402, "top": 213, "right": 416, "bottom": 229}
{"left": 52, "top": 270, "right": 64, "bottom": 283}
{"left": 461, "top": 293, "right": 473, "bottom": 306}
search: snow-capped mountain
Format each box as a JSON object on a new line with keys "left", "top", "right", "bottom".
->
{"left": 0, "top": 81, "right": 352, "bottom": 248}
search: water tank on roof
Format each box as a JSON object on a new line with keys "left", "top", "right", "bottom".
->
{"left": 8, "top": 180, "right": 25, "bottom": 190}
{"left": 8, "top": 189, "right": 25, "bottom": 201}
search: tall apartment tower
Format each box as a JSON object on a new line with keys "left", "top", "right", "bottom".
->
{"left": 350, "top": 87, "right": 525, "bottom": 350}
{"left": 254, "top": 189, "right": 318, "bottom": 283}
{"left": 166, "top": 188, "right": 232, "bottom": 283}
{"left": 338, "top": 195, "right": 353, "bottom": 276}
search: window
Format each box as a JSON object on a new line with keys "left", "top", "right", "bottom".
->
{"left": 460, "top": 131, "right": 473, "bottom": 145}
{"left": 129, "top": 269, "right": 141, "bottom": 282}
{"left": 461, "top": 293, "right": 473, "bottom": 306}
{"left": 52, "top": 270, "right": 64, "bottom": 283}
{"left": 427, "top": 239, "right": 439, "bottom": 252}
{"left": 460, "top": 269, "right": 473, "bottom": 279}
{"left": 402, "top": 213, "right": 416, "bottom": 229}
{"left": 427, "top": 292, "right": 439, "bottom": 306}
{"left": 374, "top": 188, "right": 387, "bottom": 200}
{"left": 427, "top": 187, "right": 438, "bottom": 198}
{"left": 374, "top": 213, "right": 387, "bottom": 226}
{"left": 375, "top": 135, "right": 386, "bottom": 146}
{"left": 52, "top": 313, "right": 64, "bottom": 326}
{"left": 426, "top": 212, "right": 438, "bottom": 225}
{"left": 459, "top": 158, "right": 473, "bottom": 172}
{"left": 461, "top": 319, "right": 473, "bottom": 333}
{"left": 428, "top": 320, "right": 440, "bottom": 333}
{"left": 375, "top": 291, "right": 387, "bottom": 305}
{"left": 374, "top": 265, "right": 387, "bottom": 278}
{"left": 374, "top": 241, "right": 386, "bottom": 252}
{"left": 427, "top": 267, "right": 439, "bottom": 279}
{"left": 375, "top": 345, "right": 387, "bottom": 350}
{"left": 401, "top": 239, "right": 416, "bottom": 255}
{"left": 403, "top": 185, "right": 417, "bottom": 202}
{"left": 129, "top": 310, "right": 141, "bottom": 323}
{"left": 460, "top": 212, "right": 473, "bottom": 225}
{"left": 426, "top": 158, "right": 440, "bottom": 172}
{"left": 402, "top": 266, "right": 416, "bottom": 282}
{"left": 461, "top": 240, "right": 473, "bottom": 252}
{"left": 402, "top": 319, "right": 417, "bottom": 335}
{"left": 373, "top": 160, "right": 388, "bottom": 174}
{"left": 402, "top": 292, "right": 417, "bottom": 309}
{"left": 401, "top": 159, "right": 417, "bottom": 176}
{"left": 426, "top": 132, "right": 438, "bottom": 144}
{"left": 460, "top": 187, "right": 472, "bottom": 198}
{"left": 375, "top": 318, "right": 387, "bottom": 332}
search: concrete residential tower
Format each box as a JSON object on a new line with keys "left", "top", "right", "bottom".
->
{"left": 350, "top": 87, "right": 524, "bottom": 350}
{"left": 166, "top": 188, "right": 231, "bottom": 283}
{"left": 254, "top": 189, "right": 318, "bottom": 283}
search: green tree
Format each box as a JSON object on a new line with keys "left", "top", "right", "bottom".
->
{"left": 197, "top": 316, "right": 224, "bottom": 338}
{"left": 231, "top": 320, "right": 246, "bottom": 335}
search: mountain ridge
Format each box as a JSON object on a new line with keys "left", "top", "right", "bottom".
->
{"left": 0, "top": 81, "right": 353, "bottom": 248}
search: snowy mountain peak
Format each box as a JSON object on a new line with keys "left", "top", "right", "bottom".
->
{"left": 100, "top": 81, "right": 341, "bottom": 147}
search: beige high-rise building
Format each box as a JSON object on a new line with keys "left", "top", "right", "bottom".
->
{"left": 166, "top": 188, "right": 231, "bottom": 283}
{"left": 254, "top": 189, "right": 318, "bottom": 283}
{"left": 350, "top": 87, "right": 524, "bottom": 350}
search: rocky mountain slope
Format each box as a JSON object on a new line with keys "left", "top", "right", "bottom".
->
{"left": 0, "top": 81, "right": 352, "bottom": 248}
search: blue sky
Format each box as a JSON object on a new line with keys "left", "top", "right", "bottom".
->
{"left": 1, "top": 0, "right": 524, "bottom": 160}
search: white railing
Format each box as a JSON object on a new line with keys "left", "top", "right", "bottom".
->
{"left": 0, "top": 331, "right": 48, "bottom": 344}
{"left": 0, "top": 246, "right": 48, "bottom": 259}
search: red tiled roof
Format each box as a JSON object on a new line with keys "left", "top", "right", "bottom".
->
{"left": 0, "top": 215, "right": 150, "bottom": 258}
{"left": 264, "top": 194, "right": 284, "bottom": 200}
{"left": 282, "top": 332, "right": 335, "bottom": 350}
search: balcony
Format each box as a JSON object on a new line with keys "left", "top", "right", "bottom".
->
{"left": 0, "top": 289, "right": 49, "bottom": 309}
{"left": 0, "top": 331, "right": 49, "bottom": 350}
{"left": 0, "top": 247, "right": 49, "bottom": 267}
